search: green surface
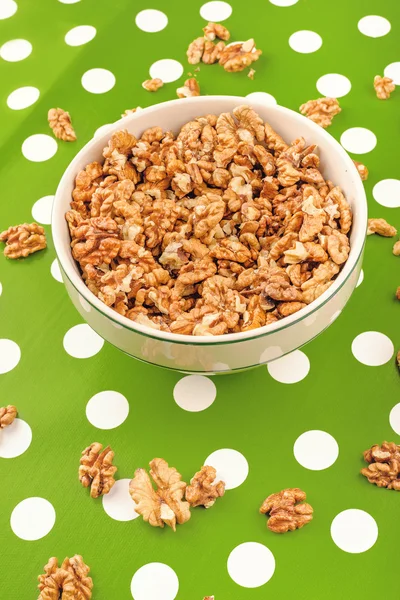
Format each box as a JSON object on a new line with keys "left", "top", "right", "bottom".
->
{"left": 0, "top": 0, "right": 399, "bottom": 598}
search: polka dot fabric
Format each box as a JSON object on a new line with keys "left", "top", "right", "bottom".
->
{"left": 0, "top": 0, "right": 399, "bottom": 598}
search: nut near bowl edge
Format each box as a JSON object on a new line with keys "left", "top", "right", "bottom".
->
{"left": 52, "top": 96, "right": 367, "bottom": 374}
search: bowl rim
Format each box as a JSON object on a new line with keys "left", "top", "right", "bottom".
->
{"left": 52, "top": 95, "right": 367, "bottom": 346}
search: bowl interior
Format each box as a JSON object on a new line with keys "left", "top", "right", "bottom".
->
{"left": 52, "top": 95, "right": 367, "bottom": 343}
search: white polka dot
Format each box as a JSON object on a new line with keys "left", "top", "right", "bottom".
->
{"left": 358, "top": 15, "right": 391, "bottom": 38}
{"left": 331, "top": 509, "right": 378, "bottom": 553}
{"left": 205, "top": 448, "right": 248, "bottom": 490}
{"left": 352, "top": 331, "right": 394, "bottom": 366}
{"left": 131, "top": 563, "right": 179, "bottom": 600}
{"left": 384, "top": 62, "right": 400, "bottom": 85}
{"left": 372, "top": 179, "right": 400, "bottom": 208}
{"left": 58, "top": 0, "right": 80, "bottom": 3}
{"left": 246, "top": 91, "right": 277, "bottom": 105}
{"left": 389, "top": 403, "right": 400, "bottom": 435}
{"left": 316, "top": 73, "right": 351, "bottom": 98}
{"left": 149, "top": 59, "right": 183, "bottom": 83}
{"left": 0, "top": 39, "right": 32, "bottom": 62}
{"left": 0, "top": 0, "right": 17, "bottom": 19}
{"left": 267, "top": 350, "right": 310, "bottom": 384}
{"left": 173, "top": 375, "right": 216, "bottom": 412}
{"left": 103, "top": 479, "right": 139, "bottom": 521}
{"left": 200, "top": 1, "right": 232, "bottom": 21}
{"left": 11, "top": 497, "right": 56, "bottom": 541}
{"left": 227, "top": 542, "right": 275, "bottom": 588}
{"left": 81, "top": 68, "right": 115, "bottom": 94}
{"left": 135, "top": 9, "right": 168, "bottom": 32}
{"left": 289, "top": 30, "right": 322, "bottom": 54}
{"left": 259, "top": 345, "right": 283, "bottom": 364}
{"left": 340, "top": 128, "right": 377, "bottom": 154}
{"left": 0, "top": 339, "right": 21, "bottom": 374}
{"left": 22, "top": 134, "right": 57, "bottom": 162}
{"left": 356, "top": 269, "right": 364, "bottom": 287}
{"left": 294, "top": 430, "right": 339, "bottom": 470}
{"left": 212, "top": 362, "right": 230, "bottom": 372}
{"left": 31, "top": 195, "right": 54, "bottom": 225}
{"left": 50, "top": 259, "right": 63, "bottom": 283}
{"left": 63, "top": 324, "right": 104, "bottom": 358}
{"left": 7, "top": 86, "right": 40, "bottom": 110}
{"left": 0, "top": 282, "right": 2, "bottom": 296}
{"left": 65, "top": 25, "right": 96, "bottom": 46}
{"left": 269, "top": 0, "right": 298, "bottom": 5}
{"left": 94, "top": 123, "right": 113, "bottom": 138}
{"left": 329, "top": 309, "right": 342, "bottom": 323}
{"left": 0, "top": 419, "right": 32, "bottom": 458}
{"left": 86, "top": 390, "right": 129, "bottom": 429}
{"left": 79, "top": 295, "right": 92, "bottom": 312}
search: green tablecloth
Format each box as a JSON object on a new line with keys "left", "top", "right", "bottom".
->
{"left": 0, "top": 0, "right": 399, "bottom": 598}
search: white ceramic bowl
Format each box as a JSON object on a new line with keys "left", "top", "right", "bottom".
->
{"left": 52, "top": 96, "right": 367, "bottom": 374}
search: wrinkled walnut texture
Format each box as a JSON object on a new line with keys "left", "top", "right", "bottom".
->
{"left": 177, "top": 78, "right": 200, "bottom": 98}
{"left": 65, "top": 105, "right": 352, "bottom": 336}
{"left": 38, "top": 555, "right": 93, "bottom": 600}
{"left": 129, "top": 458, "right": 191, "bottom": 531}
{"left": 48, "top": 108, "right": 77, "bottom": 141}
{"left": 393, "top": 241, "right": 400, "bottom": 256}
{"left": 0, "top": 223, "right": 46, "bottom": 259}
{"left": 142, "top": 78, "right": 163, "bottom": 92}
{"left": 353, "top": 160, "right": 368, "bottom": 181}
{"left": 361, "top": 442, "right": 400, "bottom": 490}
{"left": 299, "top": 97, "right": 341, "bottom": 128}
{"left": 367, "top": 218, "right": 397, "bottom": 237}
{"left": 79, "top": 443, "right": 117, "bottom": 498}
{"left": 0, "top": 405, "right": 17, "bottom": 429}
{"left": 374, "top": 75, "right": 395, "bottom": 100}
{"left": 186, "top": 465, "right": 225, "bottom": 508}
{"left": 260, "top": 488, "right": 313, "bottom": 533}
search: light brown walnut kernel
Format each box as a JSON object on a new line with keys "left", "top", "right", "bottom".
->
{"left": 299, "top": 97, "right": 341, "bottom": 128}
{"left": 367, "top": 218, "right": 397, "bottom": 237}
{"left": 129, "top": 458, "right": 191, "bottom": 530}
{"left": 79, "top": 443, "right": 117, "bottom": 498}
{"left": 396, "top": 287, "right": 400, "bottom": 301}
{"left": 187, "top": 37, "right": 205, "bottom": 64}
{"left": 0, "top": 223, "right": 46, "bottom": 259}
{"left": 142, "top": 78, "right": 164, "bottom": 92}
{"left": 186, "top": 465, "right": 225, "bottom": 508}
{"left": 393, "top": 241, "right": 400, "bottom": 256}
{"left": 203, "top": 22, "right": 230, "bottom": 41}
{"left": 374, "top": 75, "right": 395, "bottom": 100}
{"left": 48, "top": 108, "right": 77, "bottom": 141}
{"left": 219, "top": 39, "right": 262, "bottom": 72}
{"left": 202, "top": 40, "right": 225, "bottom": 64}
{"left": 260, "top": 488, "right": 313, "bottom": 533}
{"left": 177, "top": 78, "right": 200, "bottom": 98}
{"left": 0, "top": 405, "right": 17, "bottom": 429}
{"left": 353, "top": 160, "right": 368, "bottom": 181}
{"left": 38, "top": 555, "right": 93, "bottom": 600}
{"left": 361, "top": 442, "right": 400, "bottom": 490}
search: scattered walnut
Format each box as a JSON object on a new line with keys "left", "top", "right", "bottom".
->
{"left": 260, "top": 488, "right": 313, "bottom": 533}
{"left": 79, "top": 443, "right": 117, "bottom": 498}
{"left": 203, "top": 40, "right": 225, "bottom": 64}
{"left": 299, "top": 97, "right": 341, "bottom": 128}
{"left": 186, "top": 465, "right": 225, "bottom": 508}
{"left": 38, "top": 555, "right": 93, "bottom": 600}
{"left": 129, "top": 458, "right": 191, "bottom": 530}
{"left": 393, "top": 240, "right": 400, "bottom": 256}
{"left": 396, "top": 286, "right": 400, "bottom": 300}
{"left": 48, "top": 107, "right": 77, "bottom": 141}
{"left": 0, "top": 223, "right": 46, "bottom": 259}
{"left": 361, "top": 442, "right": 400, "bottom": 490}
{"left": 353, "top": 160, "right": 368, "bottom": 181}
{"left": 203, "top": 597, "right": 214, "bottom": 600}
{"left": 248, "top": 68, "right": 255, "bottom": 80}
{"left": 0, "top": 405, "right": 17, "bottom": 429}
{"left": 121, "top": 107, "right": 142, "bottom": 118}
{"left": 203, "top": 22, "right": 230, "bottom": 41}
{"left": 374, "top": 75, "right": 395, "bottom": 100}
{"left": 219, "top": 39, "right": 262, "bottom": 72}
{"left": 367, "top": 218, "right": 397, "bottom": 237}
{"left": 187, "top": 37, "right": 206, "bottom": 64}
{"left": 397, "top": 350, "right": 400, "bottom": 369}
{"left": 67, "top": 106, "right": 351, "bottom": 335}
{"left": 142, "top": 78, "right": 164, "bottom": 92}
{"left": 177, "top": 78, "right": 201, "bottom": 98}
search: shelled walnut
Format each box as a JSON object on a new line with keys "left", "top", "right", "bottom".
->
{"left": 367, "top": 218, "right": 397, "bottom": 237}
{"left": 48, "top": 108, "right": 77, "bottom": 141}
{"left": 38, "top": 555, "right": 93, "bottom": 600}
{"left": 353, "top": 160, "right": 368, "bottom": 181}
{"left": 260, "top": 488, "right": 313, "bottom": 533}
{"left": 142, "top": 78, "right": 163, "bottom": 92}
{"left": 0, "top": 223, "right": 46, "bottom": 259}
{"left": 129, "top": 458, "right": 191, "bottom": 530}
{"left": 374, "top": 75, "right": 395, "bottom": 99}
{"left": 299, "top": 97, "right": 341, "bottom": 128}
{"left": 186, "top": 465, "right": 225, "bottom": 507}
{"left": 0, "top": 405, "right": 17, "bottom": 429}
{"left": 361, "top": 442, "right": 400, "bottom": 490}
{"left": 177, "top": 78, "right": 200, "bottom": 98}
{"left": 79, "top": 443, "right": 117, "bottom": 498}
{"left": 66, "top": 105, "right": 353, "bottom": 336}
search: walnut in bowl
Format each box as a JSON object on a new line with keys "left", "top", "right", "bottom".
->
{"left": 52, "top": 97, "right": 367, "bottom": 373}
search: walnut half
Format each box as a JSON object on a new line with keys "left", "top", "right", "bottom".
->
{"left": 48, "top": 107, "right": 77, "bottom": 141}
{"left": 260, "top": 488, "right": 313, "bottom": 533}
{"left": 79, "top": 442, "right": 117, "bottom": 498}
{"left": 0, "top": 223, "right": 46, "bottom": 259}
{"left": 0, "top": 405, "right": 17, "bottom": 429}
{"left": 38, "top": 555, "right": 93, "bottom": 600}
{"left": 186, "top": 465, "right": 225, "bottom": 508}
{"left": 129, "top": 458, "right": 191, "bottom": 531}
{"left": 361, "top": 441, "right": 400, "bottom": 490}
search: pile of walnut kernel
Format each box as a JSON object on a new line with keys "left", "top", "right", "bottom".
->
{"left": 66, "top": 105, "right": 352, "bottom": 336}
